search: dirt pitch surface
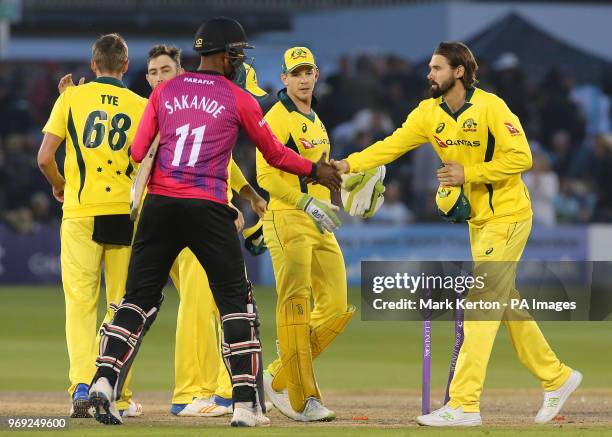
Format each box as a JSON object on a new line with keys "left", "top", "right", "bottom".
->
{"left": 1, "top": 389, "right": 610, "bottom": 429}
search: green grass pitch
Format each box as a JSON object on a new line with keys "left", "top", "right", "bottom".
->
{"left": 1, "top": 285, "right": 611, "bottom": 436}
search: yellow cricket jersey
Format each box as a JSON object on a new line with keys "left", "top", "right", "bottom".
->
{"left": 346, "top": 87, "right": 533, "bottom": 226}
{"left": 228, "top": 158, "right": 248, "bottom": 202}
{"left": 43, "top": 77, "right": 147, "bottom": 218}
{"left": 256, "top": 89, "right": 331, "bottom": 210}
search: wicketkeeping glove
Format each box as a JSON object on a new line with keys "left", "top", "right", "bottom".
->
{"left": 297, "top": 194, "right": 341, "bottom": 233}
{"left": 243, "top": 219, "right": 267, "bottom": 256}
{"left": 341, "top": 165, "right": 386, "bottom": 218}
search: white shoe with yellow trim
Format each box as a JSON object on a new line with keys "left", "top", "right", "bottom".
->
{"left": 416, "top": 404, "right": 482, "bottom": 426}
{"left": 535, "top": 370, "right": 582, "bottom": 424}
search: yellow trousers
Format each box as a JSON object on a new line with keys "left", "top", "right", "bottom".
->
{"left": 169, "top": 248, "right": 232, "bottom": 404}
{"left": 449, "top": 219, "right": 572, "bottom": 412}
{"left": 263, "top": 210, "right": 348, "bottom": 392}
{"left": 60, "top": 217, "right": 133, "bottom": 410}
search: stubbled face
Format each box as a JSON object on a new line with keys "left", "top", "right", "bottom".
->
{"left": 427, "top": 54, "right": 459, "bottom": 98}
{"left": 146, "top": 55, "right": 181, "bottom": 89}
{"left": 282, "top": 66, "right": 318, "bottom": 103}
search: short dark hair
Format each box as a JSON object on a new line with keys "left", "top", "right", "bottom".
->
{"left": 147, "top": 44, "right": 182, "bottom": 69}
{"left": 92, "top": 33, "right": 128, "bottom": 74}
{"left": 434, "top": 41, "right": 478, "bottom": 88}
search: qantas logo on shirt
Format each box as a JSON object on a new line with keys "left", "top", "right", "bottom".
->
{"left": 504, "top": 122, "right": 521, "bottom": 136}
{"left": 433, "top": 135, "right": 480, "bottom": 148}
{"left": 433, "top": 135, "right": 447, "bottom": 148}
{"left": 300, "top": 138, "right": 314, "bottom": 149}
{"left": 299, "top": 138, "right": 329, "bottom": 149}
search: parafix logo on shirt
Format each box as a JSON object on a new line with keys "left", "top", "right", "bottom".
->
{"left": 504, "top": 122, "right": 521, "bottom": 136}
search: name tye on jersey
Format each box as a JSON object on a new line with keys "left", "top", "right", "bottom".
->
{"left": 164, "top": 93, "right": 225, "bottom": 117}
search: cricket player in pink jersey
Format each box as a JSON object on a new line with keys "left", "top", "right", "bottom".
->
{"left": 86, "top": 17, "right": 342, "bottom": 428}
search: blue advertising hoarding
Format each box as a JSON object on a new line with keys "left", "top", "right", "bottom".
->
{"left": 0, "top": 223, "right": 591, "bottom": 285}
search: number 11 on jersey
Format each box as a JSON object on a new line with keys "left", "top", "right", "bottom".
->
{"left": 171, "top": 123, "right": 206, "bottom": 167}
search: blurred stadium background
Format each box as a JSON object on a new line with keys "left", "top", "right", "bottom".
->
{"left": 0, "top": 2, "right": 611, "bottom": 429}
{"left": 1, "top": 0, "right": 612, "bottom": 286}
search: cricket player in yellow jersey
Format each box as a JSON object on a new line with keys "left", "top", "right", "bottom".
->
{"left": 333, "top": 42, "right": 581, "bottom": 426}
{"left": 37, "top": 34, "right": 146, "bottom": 418}
{"left": 257, "top": 47, "right": 354, "bottom": 422}
{"left": 141, "top": 45, "right": 269, "bottom": 417}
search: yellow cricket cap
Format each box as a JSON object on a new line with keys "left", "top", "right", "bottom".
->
{"left": 282, "top": 47, "right": 317, "bottom": 73}
{"left": 243, "top": 62, "right": 267, "bottom": 98}
{"left": 436, "top": 184, "right": 471, "bottom": 223}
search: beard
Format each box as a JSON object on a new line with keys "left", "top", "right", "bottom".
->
{"left": 430, "top": 77, "right": 456, "bottom": 98}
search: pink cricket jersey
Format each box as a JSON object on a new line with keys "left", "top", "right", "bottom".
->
{"left": 131, "top": 71, "right": 314, "bottom": 204}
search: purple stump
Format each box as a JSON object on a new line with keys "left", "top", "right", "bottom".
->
{"left": 421, "top": 288, "right": 433, "bottom": 415}
{"left": 443, "top": 291, "right": 465, "bottom": 405}
{"left": 422, "top": 319, "right": 432, "bottom": 414}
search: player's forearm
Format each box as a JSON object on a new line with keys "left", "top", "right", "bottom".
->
{"left": 131, "top": 123, "right": 158, "bottom": 163}
{"left": 131, "top": 96, "right": 159, "bottom": 163}
{"left": 38, "top": 159, "right": 65, "bottom": 190}
{"left": 238, "top": 184, "right": 259, "bottom": 202}
{"left": 37, "top": 133, "right": 65, "bottom": 190}
{"left": 229, "top": 160, "right": 249, "bottom": 193}
{"left": 464, "top": 149, "right": 532, "bottom": 184}
{"left": 345, "top": 141, "right": 407, "bottom": 173}
{"left": 345, "top": 129, "right": 420, "bottom": 173}
{"left": 256, "top": 171, "right": 303, "bottom": 206}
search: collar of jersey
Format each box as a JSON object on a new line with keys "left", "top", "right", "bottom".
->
{"left": 195, "top": 70, "right": 224, "bottom": 76}
{"left": 439, "top": 86, "right": 476, "bottom": 121}
{"left": 277, "top": 88, "right": 317, "bottom": 123}
{"left": 94, "top": 76, "right": 126, "bottom": 88}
